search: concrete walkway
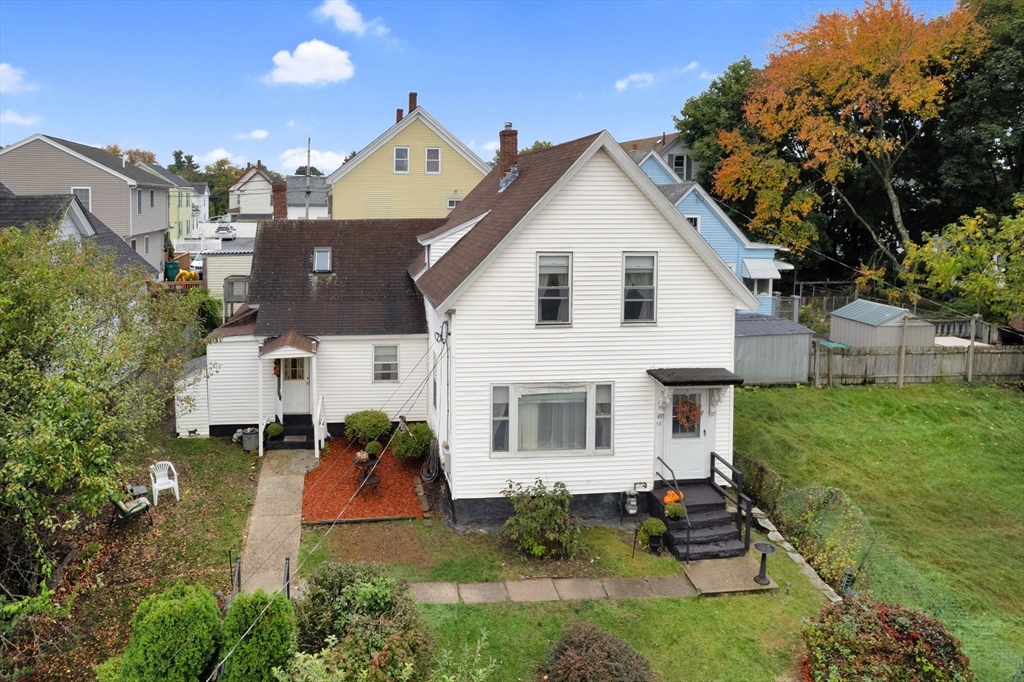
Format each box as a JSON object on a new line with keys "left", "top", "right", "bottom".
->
{"left": 240, "top": 449, "right": 317, "bottom": 594}
{"left": 410, "top": 554, "right": 776, "bottom": 604}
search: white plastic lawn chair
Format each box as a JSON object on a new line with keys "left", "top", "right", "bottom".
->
{"left": 149, "top": 461, "right": 180, "bottom": 506}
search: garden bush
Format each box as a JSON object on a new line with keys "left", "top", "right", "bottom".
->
{"left": 365, "top": 441, "right": 382, "bottom": 458}
{"left": 391, "top": 423, "right": 435, "bottom": 460}
{"left": 502, "top": 479, "right": 580, "bottom": 559}
{"left": 539, "top": 621, "right": 656, "bottom": 682}
{"left": 266, "top": 422, "right": 284, "bottom": 439}
{"left": 119, "top": 582, "right": 222, "bottom": 682}
{"left": 221, "top": 589, "right": 297, "bottom": 682}
{"left": 93, "top": 655, "right": 122, "bottom": 682}
{"left": 343, "top": 410, "right": 392, "bottom": 445}
{"left": 664, "top": 503, "right": 686, "bottom": 519}
{"left": 637, "top": 517, "right": 667, "bottom": 547}
{"left": 803, "top": 597, "right": 973, "bottom": 681}
{"left": 293, "top": 562, "right": 431, "bottom": 681}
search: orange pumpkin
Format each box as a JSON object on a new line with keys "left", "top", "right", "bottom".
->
{"left": 663, "top": 490, "right": 682, "bottom": 505}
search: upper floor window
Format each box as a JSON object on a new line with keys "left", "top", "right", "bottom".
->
{"left": 744, "top": 278, "right": 772, "bottom": 296}
{"left": 144, "top": 235, "right": 150, "bottom": 254}
{"left": 425, "top": 148, "right": 441, "bottom": 174}
{"left": 71, "top": 187, "right": 91, "bottom": 212}
{"left": 313, "top": 247, "right": 332, "bottom": 273}
{"left": 150, "top": 189, "right": 154, "bottom": 208}
{"left": 394, "top": 147, "right": 409, "bottom": 173}
{"left": 623, "top": 253, "right": 656, "bottom": 323}
{"left": 673, "top": 154, "right": 692, "bottom": 181}
{"left": 137, "top": 189, "right": 142, "bottom": 215}
{"left": 373, "top": 345, "right": 399, "bottom": 381}
{"left": 447, "top": 199, "right": 461, "bottom": 210}
{"left": 537, "top": 253, "right": 571, "bottom": 325}
{"left": 684, "top": 215, "right": 700, "bottom": 232}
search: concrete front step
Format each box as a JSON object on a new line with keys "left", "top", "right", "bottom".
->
{"left": 667, "top": 524, "right": 740, "bottom": 546}
{"left": 672, "top": 509, "right": 734, "bottom": 530}
{"left": 282, "top": 425, "right": 315, "bottom": 437}
{"left": 265, "top": 439, "right": 314, "bottom": 451}
{"left": 669, "top": 538, "right": 746, "bottom": 561}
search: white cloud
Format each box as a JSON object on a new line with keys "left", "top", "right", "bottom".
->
{"left": 482, "top": 140, "right": 500, "bottom": 152}
{"left": 0, "top": 63, "right": 37, "bottom": 94}
{"left": 279, "top": 147, "right": 347, "bottom": 173}
{"left": 236, "top": 129, "right": 270, "bottom": 140}
{"left": 287, "top": 120, "right": 296, "bottom": 128}
{"left": 0, "top": 109, "right": 39, "bottom": 125}
{"left": 198, "top": 148, "right": 247, "bottom": 165}
{"left": 262, "top": 40, "right": 354, "bottom": 86}
{"left": 678, "top": 61, "right": 699, "bottom": 73}
{"left": 615, "top": 72, "right": 655, "bottom": 92}
{"left": 699, "top": 71, "right": 716, "bottom": 81}
{"left": 315, "top": 0, "right": 389, "bottom": 37}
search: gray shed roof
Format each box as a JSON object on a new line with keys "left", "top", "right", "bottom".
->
{"left": 832, "top": 299, "right": 913, "bottom": 326}
{"left": 657, "top": 182, "right": 696, "bottom": 204}
{"left": 191, "top": 182, "right": 209, "bottom": 195}
{"left": 735, "top": 313, "right": 813, "bottom": 337}
{"left": 286, "top": 175, "right": 329, "bottom": 207}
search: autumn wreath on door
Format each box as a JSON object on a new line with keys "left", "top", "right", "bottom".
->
{"left": 675, "top": 396, "right": 702, "bottom": 429}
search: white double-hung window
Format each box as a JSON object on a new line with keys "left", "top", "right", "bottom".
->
{"left": 373, "top": 345, "right": 399, "bottom": 381}
{"left": 537, "top": 253, "right": 571, "bottom": 324}
{"left": 623, "top": 253, "right": 656, "bottom": 323}
{"left": 491, "top": 383, "right": 613, "bottom": 455}
{"left": 394, "top": 147, "right": 410, "bottom": 173}
{"left": 425, "top": 148, "right": 441, "bottom": 174}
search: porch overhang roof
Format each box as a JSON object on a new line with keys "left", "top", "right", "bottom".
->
{"left": 647, "top": 368, "right": 744, "bottom": 387}
{"left": 259, "top": 330, "right": 318, "bottom": 357}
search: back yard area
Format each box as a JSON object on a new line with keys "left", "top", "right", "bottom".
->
{"left": 735, "top": 382, "right": 1024, "bottom": 681}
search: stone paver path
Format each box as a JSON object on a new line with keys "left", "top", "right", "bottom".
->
{"left": 241, "top": 449, "right": 317, "bottom": 594}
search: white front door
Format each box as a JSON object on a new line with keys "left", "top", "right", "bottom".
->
{"left": 282, "top": 358, "right": 310, "bottom": 414}
{"left": 663, "top": 389, "right": 707, "bottom": 481}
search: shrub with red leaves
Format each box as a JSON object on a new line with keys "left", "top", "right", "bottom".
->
{"left": 803, "top": 597, "right": 973, "bottom": 681}
{"left": 539, "top": 621, "right": 656, "bottom": 682}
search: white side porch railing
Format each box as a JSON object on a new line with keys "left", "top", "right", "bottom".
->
{"left": 314, "top": 396, "right": 327, "bottom": 459}
{"left": 257, "top": 415, "right": 269, "bottom": 458}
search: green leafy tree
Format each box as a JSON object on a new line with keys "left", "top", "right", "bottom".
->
{"left": 342, "top": 150, "right": 358, "bottom": 165}
{"left": 903, "top": 195, "right": 1024, "bottom": 324}
{"left": 293, "top": 166, "right": 323, "bottom": 176}
{"left": 204, "top": 158, "right": 245, "bottom": 217}
{"left": 102, "top": 144, "right": 157, "bottom": 164}
{"left": 0, "top": 226, "right": 202, "bottom": 593}
{"left": 169, "top": 150, "right": 201, "bottom": 181}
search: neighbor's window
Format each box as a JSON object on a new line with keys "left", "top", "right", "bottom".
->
{"left": 131, "top": 238, "right": 137, "bottom": 251}
{"left": 71, "top": 187, "right": 91, "bottom": 211}
{"left": 744, "top": 278, "right": 771, "bottom": 296}
{"left": 684, "top": 215, "right": 700, "bottom": 232}
{"left": 623, "top": 253, "right": 656, "bottom": 323}
{"left": 447, "top": 199, "right": 461, "bottom": 209}
{"left": 394, "top": 147, "right": 410, "bottom": 173}
{"left": 150, "top": 189, "right": 154, "bottom": 208}
{"left": 313, "top": 247, "right": 332, "bottom": 273}
{"left": 373, "top": 345, "right": 399, "bottom": 381}
{"left": 490, "top": 383, "right": 613, "bottom": 455}
{"left": 425, "top": 148, "right": 441, "bottom": 174}
{"left": 137, "top": 189, "right": 142, "bottom": 214}
{"left": 491, "top": 385, "right": 510, "bottom": 452}
{"left": 673, "top": 154, "right": 691, "bottom": 181}
{"left": 144, "top": 235, "right": 149, "bottom": 254}
{"left": 537, "top": 253, "right": 571, "bottom": 324}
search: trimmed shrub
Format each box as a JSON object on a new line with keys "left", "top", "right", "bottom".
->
{"left": 93, "top": 655, "right": 122, "bottom": 682}
{"left": 221, "top": 589, "right": 297, "bottom": 682}
{"left": 502, "top": 479, "right": 580, "bottom": 559}
{"left": 803, "top": 597, "right": 973, "bottom": 681}
{"left": 120, "top": 582, "right": 222, "bottom": 682}
{"left": 391, "top": 423, "right": 435, "bottom": 460}
{"left": 266, "top": 423, "right": 284, "bottom": 439}
{"left": 637, "top": 517, "right": 667, "bottom": 547}
{"left": 343, "top": 410, "right": 391, "bottom": 445}
{"left": 540, "top": 621, "right": 656, "bottom": 682}
{"left": 365, "top": 441, "right": 382, "bottom": 458}
{"left": 665, "top": 503, "right": 686, "bottom": 520}
{"left": 293, "top": 562, "right": 431, "bottom": 681}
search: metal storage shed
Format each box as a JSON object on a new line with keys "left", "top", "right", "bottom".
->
{"left": 830, "top": 299, "right": 935, "bottom": 348}
{"left": 735, "top": 313, "right": 814, "bottom": 384}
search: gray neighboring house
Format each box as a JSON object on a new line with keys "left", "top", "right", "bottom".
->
{"left": 285, "top": 175, "right": 329, "bottom": 219}
{"left": 0, "top": 181, "right": 158, "bottom": 275}
{"left": 830, "top": 299, "right": 936, "bottom": 348}
{"left": 0, "top": 134, "right": 173, "bottom": 273}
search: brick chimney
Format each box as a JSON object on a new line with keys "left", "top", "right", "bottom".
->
{"left": 499, "top": 122, "right": 518, "bottom": 178}
{"left": 396, "top": 108, "right": 403, "bottom": 123}
{"left": 631, "top": 143, "right": 639, "bottom": 151}
{"left": 409, "top": 92, "right": 418, "bottom": 112}
{"left": 272, "top": 181, "right": 287, "bottom": 219}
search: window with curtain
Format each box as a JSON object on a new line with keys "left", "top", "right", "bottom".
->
{"left": 373, "top": 345, "right": 399, "bottom": 381}
{"left": 518, "top": 390, "right": 587, "bottom": 451}
{"left": 492, "top": 385, "right": 509, "bottom": 452}
{"left": 623, "top": 254, "right": 656, "bottom": 322}
{"left": 491, "top": 383, "right": 613, "bottom": 454}
{"left": 537, "top": 253, "right": 571, "bottom": 324}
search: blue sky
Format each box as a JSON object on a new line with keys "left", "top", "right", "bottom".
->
{"left": 0, "top": 0, "right": 955, "bottom": 174}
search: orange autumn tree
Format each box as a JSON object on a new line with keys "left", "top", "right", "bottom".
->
{"left": 715, "top": 0, "right": 986, "bottom": 268}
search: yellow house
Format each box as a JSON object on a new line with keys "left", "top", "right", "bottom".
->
{"left": 326, "top": 93, "right": 490, "bottom": 219}
{"left": 138, "top": 162, "right": 195, "bottom": 238}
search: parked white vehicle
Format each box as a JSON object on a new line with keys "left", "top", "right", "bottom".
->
{"left": 214, "top": 225, "right": 237, "bottom": 240}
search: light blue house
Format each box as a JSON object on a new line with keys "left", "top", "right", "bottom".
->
{"left": 631, "top": 151, "right": 792, "bottom": 315}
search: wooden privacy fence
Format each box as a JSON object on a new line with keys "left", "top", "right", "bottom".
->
{"left": 810, "top": 345, "right": 1024, "bottom": 386}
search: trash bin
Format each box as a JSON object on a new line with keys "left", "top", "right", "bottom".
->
{"left": 241, "top": 429, "right": 259, "bottom": 451}
{"left": 165, "top": 261, "right": 180, "bottom": 281}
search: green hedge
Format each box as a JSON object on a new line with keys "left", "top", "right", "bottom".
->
{"left": 343, "top": 410, "right": 391, "bottom": 445}
{"left": 391, "top": 423, "right": 434, "bottom": 460}
{"left": 221, "top": 589, "right": 296, "bottom": 682}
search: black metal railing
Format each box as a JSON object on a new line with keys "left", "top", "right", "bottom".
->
{"left": 654, "top": 457, "right": 692, "bottom": 563}
{"left": 709, "top": 452, "right": 752, "bottom": 552}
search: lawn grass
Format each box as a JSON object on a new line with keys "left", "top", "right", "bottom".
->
{"left": 300, "top": 522, "right": 688, "bottom": 583}
{"left": 32, "top": 431, "right": 258, "bottom": 680}
{"left": 421, "top": 533, "right": 823, "bottom": 682}
{"left": 734, "top": 382, "right": 1024, "bottom": 680}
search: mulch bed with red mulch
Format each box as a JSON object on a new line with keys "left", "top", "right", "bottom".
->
{"left": 302, "top": 438, "right": 424, "bottom": 523}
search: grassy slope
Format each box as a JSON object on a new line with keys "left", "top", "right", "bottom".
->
{"left": 734, "top": 382, "right": 1024, "bottom": 678}
{"left": 35, "top": 433, "right": 257, "bottom": 680}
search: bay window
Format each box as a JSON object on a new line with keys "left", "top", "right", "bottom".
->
{"left": 490, "top": 383, "right": 613, "bottom": 455}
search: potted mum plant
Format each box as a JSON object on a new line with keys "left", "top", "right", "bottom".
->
{"left": 639, "top": 517, "right": 668, "bottom": 555}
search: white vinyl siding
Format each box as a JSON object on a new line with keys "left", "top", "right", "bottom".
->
{"left": 394, "top": 147, "right": 409, "bottom": 173}
{"left": 441, "top": 148, "right": 738, "bottom": 500}
{"left": 317, "top": 336, "right": 428, "bottom": 422}
{"left": 206, "top": 337, "right": 276, "bottom": 425}
{"left": 425, "top": 148, "right": 441, "bottom": 174}
{"left": 71, "top": 187, "right": 91, "bottom": 211}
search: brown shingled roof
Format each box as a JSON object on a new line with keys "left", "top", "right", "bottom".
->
{"left": 414, "top": 132, "right": 601, "bottom": 308}
{"left": 260, "top": 329, "right": 318, "bottom": 355}
{"left": 619, "top": 133, "right": 679, "bottom": 155}
{"left": 249, "top": 218, "right": 446, "bottom": 337}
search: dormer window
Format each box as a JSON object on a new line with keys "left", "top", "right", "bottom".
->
{"left": 313, "top": 247, "right": 332, "bottom": 273}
